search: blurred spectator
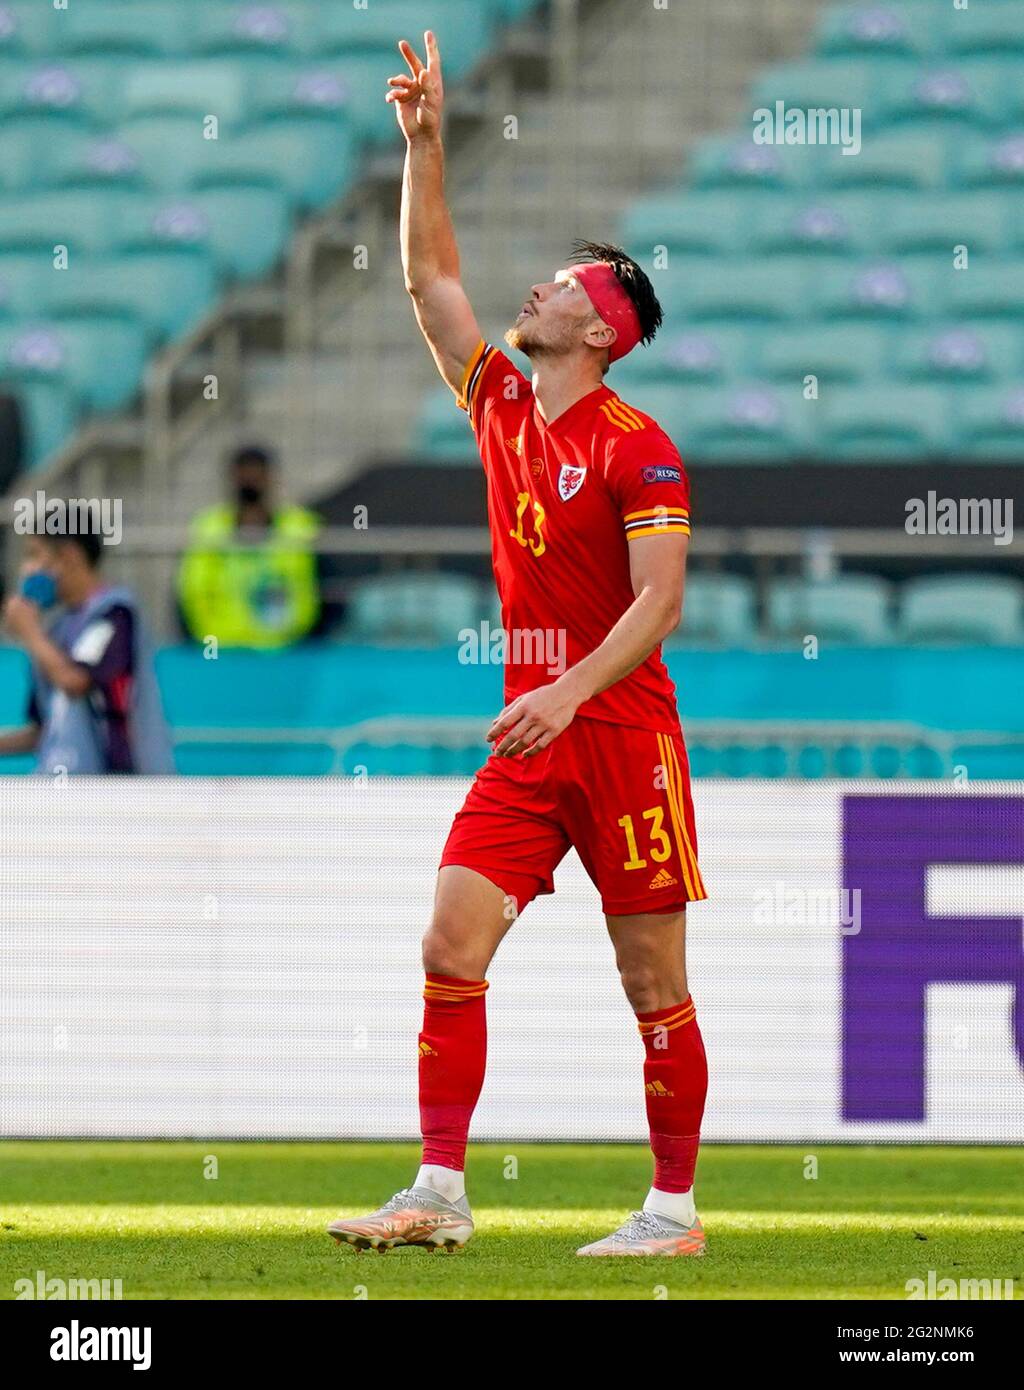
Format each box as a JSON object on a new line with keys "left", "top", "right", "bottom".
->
{"left": 0, "top": 517, "right": 174, "bottom": 774}
{"left": 177, "top": 444, "right": 322, "bottom": 649}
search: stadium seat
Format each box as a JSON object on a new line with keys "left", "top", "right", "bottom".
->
{"left": 0, "top": 56, "right": 122, "bottom": 121}
{"left": 59, "top": 3, "right": 185, "bottom": 58}
{"left": 688, "top": 134, "right": 814, "bottom": 192}
{"left": 120, "top": 59, "right": 262, "bottom": 126}
{"left": 343, "top": 573, "right": 483, "bottom": 645}
{"left": 195, "top": 119, "right": 360, "bottom": 210}
{"left": 767, "top": 575, "right": 895, "bottom": 645}
{"left": 0, "top": 2, "right": 60, "bottom": 58}
{"left": 945, "top": 5, "right": 1024, "bottom": 59}
{"left": 875, "top": 59, "right": 1014, "bottom": 131}
{"left": 816, "top": 130, "right": 949, "bottom": 191}
{"left": 190, "top": 3, "right": 313, "bottom": 59}
{"left": 629, "top": 382, "right": 817, "bottom": 463}
{"left": 749, "top": 192, "right": 880, "bottom": 256}
{"left": 0, "top": 316, "right": 147, "bottom": 411}
{"left": 955, "top": 384, "right": 1024, "bottom": 460}
{"left": 45, "top": 250, "right": 217, "bottom": 344}
{"left": 0, "top": 116, "right": 65, "bottom": 190}
{"left": 820, "top": 385, "right": 954, "bottom": 459}
{"left": 758, "top": 324, "right": 892, "bottom": 386}
{"left": 955, "top": 132, "right": 1024, "bottom": 190}
{"left": 621, "top": 191, "right": 756, "bottom": 258}
{"left": 892, "top": 324, "right": 1022, "bottom": 385}
{"left": 812, "top": 258, "right": 939, "bottom": 322}
{"left": 945, "top": 261, "right": 1024, "bottom": 319}
{"left": 665, "top": 573, "right": 758, "bottom": 647}
{"left": 881, "top": 191, "right": 1010, "bottom": 255}
{"left": 899, "top": 575, "right": 1024, "bottom": 645}
{"left": 612, "top": 324, "right": 752, "bottom": 387}
{"left": 113, "top": 188, "right": 291, "bottom": 279}
{"left": 0, "top": 188, "right": 133, "bottom": 255}
{"left": 747, "top": 60, "right": 877, "bottom": 124}
{"left": 0, "top": 250, "right": 61, "bottom": 319}
{"left": 815, "top": 2, "right": 946, "bottom": 62}
{"left": 657, "top": 258, "right": 808, "bottom": 323}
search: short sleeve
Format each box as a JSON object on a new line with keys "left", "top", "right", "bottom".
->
{"left": 604, "top": 426, "right": 692, "bottom": 542}
{"left": 69, "top": 606, "right": 135, "bottom": 685}
{"left": 456, "top": 339, "right": 530, "bottom": 434}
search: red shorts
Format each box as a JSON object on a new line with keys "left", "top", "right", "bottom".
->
{"left": 440, "top": 715, "right": 707, "bottom": 917}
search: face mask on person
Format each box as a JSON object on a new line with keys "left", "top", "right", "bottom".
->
{"left": 237, "top": 483, "right": 265, "bottom": 507}
{"left": 19, "top": 570, "right": 58, "bottom": 609}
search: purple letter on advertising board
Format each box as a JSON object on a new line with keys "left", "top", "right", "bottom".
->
{"left": 842, "top": 795, "right": 1024, "bottom": 1121}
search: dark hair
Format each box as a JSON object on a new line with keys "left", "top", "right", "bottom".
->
{"left": 33, "top": 509, "right": 104, "bottom": 567}
{"left": 568, "top": 239, "right": 663, "bottom": 346}
{"left": 231, "top": 443, "right": 275, "bottom": 470}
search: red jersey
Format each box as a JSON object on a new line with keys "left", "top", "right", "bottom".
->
{"left": 457, "top": 339, "right": 691, "bottom": 734}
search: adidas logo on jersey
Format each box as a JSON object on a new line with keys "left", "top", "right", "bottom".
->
{"left": 648, "top": 868, "right": 679, "bottom": 890}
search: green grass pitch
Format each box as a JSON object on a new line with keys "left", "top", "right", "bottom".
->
{"left": 1, "top": 1142, "right": 1021, "bottom": 1301}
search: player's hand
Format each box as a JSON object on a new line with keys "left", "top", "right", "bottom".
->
{"left": 386, "top": 30, "right": 444, "bottom": 142}
{"left": 2, "top": 594, "right": 42, "bottom": 642}
{"left": 486, "top": 679, "right": 583, "bottom": 758}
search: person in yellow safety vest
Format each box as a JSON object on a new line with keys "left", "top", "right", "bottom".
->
{"left": 177, "top": 444, "right": 322, "bottom": 649}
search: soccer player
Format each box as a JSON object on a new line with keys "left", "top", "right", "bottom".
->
{"left": 328, "top": 33, "right": 708, "bottom": 1257}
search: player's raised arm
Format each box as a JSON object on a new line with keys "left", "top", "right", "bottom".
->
{"left": 387, "top": 32, "right": 482, "bottom": 396}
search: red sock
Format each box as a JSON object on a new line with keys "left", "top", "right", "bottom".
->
{"left": 636, "top": 996, "right": 708, "bottom": 1193}
{"left": 418, "top": 972, "right": 489, "bottom": 1170}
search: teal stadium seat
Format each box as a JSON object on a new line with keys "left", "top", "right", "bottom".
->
{"left": 665, "top": 573, "right": 758, "bottom": 647}
{"left": 812, "top": 258, "right": 939, "bottom": 322}
{"left": 657, "top": 258, "right": 808, "bottom": 323}
{"left": 0, "top": 188, "right": 131, "bottom": 254}
{"left": 0, "top": 57, "right": 123, "bottom": 121}
{"left": 611, "top": 324, "right": 752, "bottom": 387}
{"left": 688, "top": 134, "right": 814, "bottom": 193}
{"left": 817, "top": 130, "right": 949, "bottom": 191}
{"left": 944, "top": 5, "right": 1024, "bottom": 59}
{"left": 415, "top": 387, "right": 478, "bottom": 463}
{"left": 0, "top": 316, "right": 147, "bottom": 411}
{"left": 875, "top": 59, "right": 1014, "bottom": 131}
{"left": 956, "top": 132, "right": 1024, "bottom": 190}
{"left": 820, "top": 385, "right": 954, "bottom": 460}
{"left": 59, "top": 3, "right": 185, "bottom": 58}
{"left": 748, "top": 60, "right": 877, "bottom": 125}
{"left": 120, "top": 59, "right": 261, "bottom": 126}
{"left": 899, "top": 576, "right": 1024, "bottom": 645}
{"left": 749, "top": 192, "right": 881, "bottom": 256}
{"left": 946, "top": 261, "right": 1024, "bottom": 320}
{"left": 892, "top": 324, "right": 1022, "bottom": 385}
{"left": 0, "top": 251, "right": 60, "bottom": 318}
{"left": 0, "top": 2, "right": 60, "bottom": 58}
{"left": 313, "top": 2, "right": 495, "bottom": 81}
{"left": 882, "top": 191, "right": 1010, "bottom": 255}
{"left": 626, "top": 382, "right": 817, "bottom": 464}
{"left": 196, "top": 120, "right": 360, "bottom": 210}
{"left": 621, "top": 191, "right": 757, "bottom": 258}
{"left": 815, "top": 2, "right": 947, "bottom": 62}
{"left": 0, "top": 116, "right": 69, "bottom": 190}
{"left": 45, "top": 250, "right": 217, "bottom": 344}
{"left": 767, "top": 575, "right": 895, "bottom": 645}
{"left": 113, "top": 188, "right": 291, "bottom": 279}
{"left": 956, "top": 385, "right": 1024, "bottom": 461}
{"left": 191, "top": 3, "right": 314, "bottom": 59}
{"left": 758, "top": 323, "right": 892, "bottom": 386}
{"left": 344, "top": 573, "right": 482, "bottom": 645}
